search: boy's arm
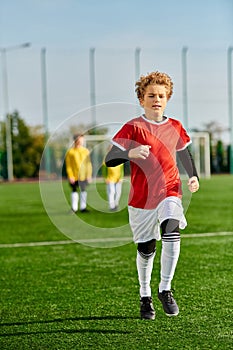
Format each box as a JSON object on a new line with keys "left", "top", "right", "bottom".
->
{"left": 105, "top": 144, "right": 151, "bottom": 167}
{"left": 65, "top": 151, "right": 75, "bottom": 182}
{"left": 177, "top": 147, "right": 199, "bottom": 179}
{"left": 177, "top": 147, "right": 200, "bottom": 193}
{"left": 105, "top": 145, "right": 129, "bottom": 167}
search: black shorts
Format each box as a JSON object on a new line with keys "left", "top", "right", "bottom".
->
{"left": 69, "top": 180, "right": 88, "bottom": 192}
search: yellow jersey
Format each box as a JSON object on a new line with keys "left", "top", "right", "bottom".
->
{"left": 103, "top": 163, "right": 124, "bottom": 183}
{"left": 65, "top": 146, "right": 92, "bottom": 181}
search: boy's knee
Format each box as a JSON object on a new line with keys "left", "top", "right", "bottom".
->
{"left": 161, "top": 219, "right": 179, "bottom": 235}
{"left": 137, "top": 239, "right": 156, "bottom": 258}
{"left": 161, "top": 219, "right": 180, "bottom": 242}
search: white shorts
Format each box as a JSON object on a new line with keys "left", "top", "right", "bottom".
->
{"left": 128, "top": 196, "right": 187, "bottom": 243}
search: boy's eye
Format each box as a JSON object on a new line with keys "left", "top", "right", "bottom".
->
{"left": 147, "top": 94, "right": 165, "bottom": 98}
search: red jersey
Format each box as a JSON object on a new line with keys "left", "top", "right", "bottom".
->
{"left": 112, "top": 115, "right": 191, "bottom": 209}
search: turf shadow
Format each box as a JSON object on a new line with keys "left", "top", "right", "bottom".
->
{"left": 0, "top": 315, "right": 138, "bottom": 328}
{"left": 0, "top": 316, "right": 136, "bottom": 337}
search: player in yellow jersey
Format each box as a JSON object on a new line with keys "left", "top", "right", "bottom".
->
{"left": 65, "top": 134, "right": 92, "bottom": 213}
{"left": 102, "top": 160, "right": 124, "bottom": 211}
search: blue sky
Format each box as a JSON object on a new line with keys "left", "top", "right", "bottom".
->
{"left": 0, "top": 0, "right": 232, "bottom": 138}
{"left": 1, "top": 0, "right": 232, "bottom": 49}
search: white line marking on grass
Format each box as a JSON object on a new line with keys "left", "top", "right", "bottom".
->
{"left": 181, "top": 231, "right": 233, "bottom": 238}
{"left": 0, "top": 232, "right": 232, "bottom": 249}
{"left": 0, "top": 240, "right": 76, "bottom": 248}
{"left": 0, "top": 237, "right": 131, "bottom": 248}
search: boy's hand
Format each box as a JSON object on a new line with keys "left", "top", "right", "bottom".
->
{"left": 69, "top": 177, "right": 76, "bottom": 185}
{"left": 188, "top": 176, "right": 199, "bottom": 193}
{"left": 128, "top": 145, "right": 151, "bottom": 159}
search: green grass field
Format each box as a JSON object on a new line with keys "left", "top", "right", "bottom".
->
{"left": 0, "top": 175, "right": 232, "bottom": 349}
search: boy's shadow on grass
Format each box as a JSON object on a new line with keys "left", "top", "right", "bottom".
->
{"left": 0, "top": 316, "right": 137, "bottom": 337}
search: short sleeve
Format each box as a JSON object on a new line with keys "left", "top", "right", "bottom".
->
{"left": 176, "top": 124, "right": 192, "bottom": 151}
{"left": 112, "top": 122, "right": 134, "bottom": 150}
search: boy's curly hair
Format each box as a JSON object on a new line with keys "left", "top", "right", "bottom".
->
{"left": 135, "top": 71, "right": 173, "bottom": 101}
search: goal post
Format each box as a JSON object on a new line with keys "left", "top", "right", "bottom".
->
{"left": 189, "top": 132, "right": 211, "bottom": 178}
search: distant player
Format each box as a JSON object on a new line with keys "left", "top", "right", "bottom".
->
{"left": 102, "top": 161, "right": 124, "bottom": 211}
{"left": 105, "top": 71, "right": 199, "bottom": 319}
{"left": 65, "top": 134, "right": 92, "bottom": 213}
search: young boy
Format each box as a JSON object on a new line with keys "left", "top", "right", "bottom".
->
{"left": 65, "top": 134, "right": 92, "bottom": 213}
{"left": 105, "top": 71, "right": 199, "bottom": 320}
{"left": 102, "top": 162, "right": 124, "bottom": 211}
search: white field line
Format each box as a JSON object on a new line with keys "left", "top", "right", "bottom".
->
{"left": 0, "top": 232, "right": 233, "bottom": 249}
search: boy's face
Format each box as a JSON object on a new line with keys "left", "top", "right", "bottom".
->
{"left": 140, "top": 84, "right": 168, "bottom": 119}
{"left": 74, "top": 136, "right": 84, "bottom": 147}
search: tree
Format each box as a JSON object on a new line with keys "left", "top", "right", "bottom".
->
{"left": 203, "top": 121, "right": 229, "bottom": 173}
{"left": 1, "top": 111, "right": 45, "bottom": 179}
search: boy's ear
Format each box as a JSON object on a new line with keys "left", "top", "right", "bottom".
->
{"left": 139, "top": 98, "right": 144, "bottom": 106}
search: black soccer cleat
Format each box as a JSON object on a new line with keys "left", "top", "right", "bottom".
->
{"left": 80, "top": 208, "right": 90, "bottom": 213}
{"left": 158, "top": 290, "right": 179, "bottom": 316}
{"left": 140, "top": 296, "right": 155, "bottom": 320}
